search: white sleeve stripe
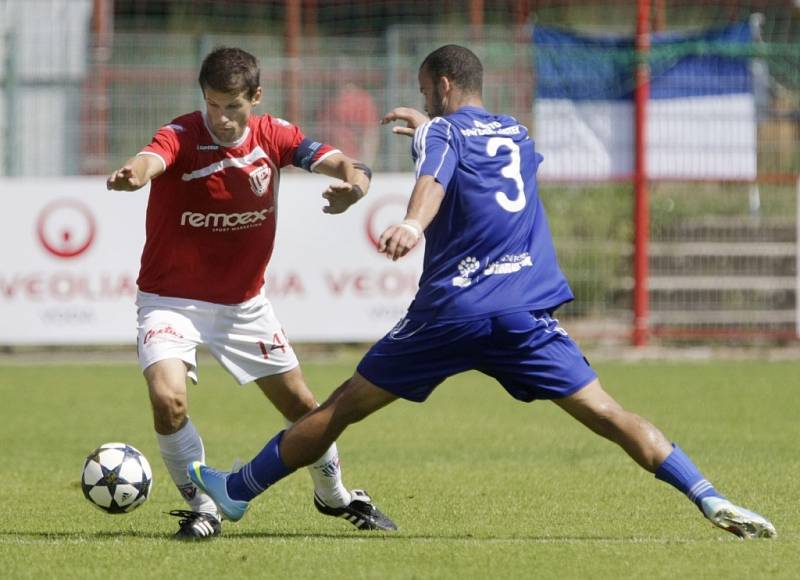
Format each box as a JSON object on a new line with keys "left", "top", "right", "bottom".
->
{"left": 414, "top": 121, "right": 430, "bottom": 176}
{"left": 431, "top": 120, "right": 452, "bottom": 178}
{"left": 414, "top": 121, "right": 432, "bottom": 179}
{"left": 310, "top": 148, "right": 341, "bottom": 172}
{"left": 137, "top": 151, "right": 167, "bottom": 173}
{"left": 415, "top": 118, "right": 452, "bottom": 180}
{"left": 413, "top": 125, "right": 423, "bottom": 178}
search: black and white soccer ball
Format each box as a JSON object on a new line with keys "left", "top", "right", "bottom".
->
{"left": 81, "top": 442, "right": 153, "bottom": 514}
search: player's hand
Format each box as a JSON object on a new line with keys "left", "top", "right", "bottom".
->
{"left": 322, "top": 182, "right": 364, "bottom": 214}
{"left": 378, "top": 219, "right": 423, "bottom": 261}
{"left": 106, "top": 165, "right": 145, "bottom": 191}
{"left": 381, "top": 107, "right": 428, "bottom": 137}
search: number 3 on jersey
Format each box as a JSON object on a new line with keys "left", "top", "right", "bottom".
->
{"left": 486, "top": 137, "right": 526, "bottom": 213}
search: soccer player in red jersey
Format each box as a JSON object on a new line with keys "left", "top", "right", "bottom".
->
{"left": 107, "top": 47, "right": 395, "bottom": 539}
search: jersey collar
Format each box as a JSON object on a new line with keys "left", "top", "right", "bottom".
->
{"left": 453, "top": 105, "right": 487, "bottom": 115}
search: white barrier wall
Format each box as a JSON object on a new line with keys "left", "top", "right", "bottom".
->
{"left": 0, "top": 174, "right": 421, "bottom": 344}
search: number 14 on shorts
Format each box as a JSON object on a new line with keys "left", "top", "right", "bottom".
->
{"left": 258, "top": 332, "right": 288, "bottom": 359}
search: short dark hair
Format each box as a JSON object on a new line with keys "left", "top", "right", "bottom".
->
{"left": 420, "top": 45, "right": 483, "bottom": 95}
{"left": 198, "top": 47, "right": 260, "bottom": 99}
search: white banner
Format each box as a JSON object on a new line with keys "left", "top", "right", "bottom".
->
{"left": 268, "top": 173, "right": 421, "bottom": 341}
{"left": 0, "top": 174, "right": 421, "bottom": 344}
{"left": 535, "top": 94, "right": 757, "bottom": 181}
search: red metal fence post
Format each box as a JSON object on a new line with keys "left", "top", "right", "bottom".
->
{"left": 285, "top": 0, "right": 302, "bottom": 124}
{"left": 633, "top": 0, "right": 651, "bottom": 346}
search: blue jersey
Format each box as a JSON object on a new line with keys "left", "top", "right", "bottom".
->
{"left": 408, "top": 105, "right": 573, "bottom": 322}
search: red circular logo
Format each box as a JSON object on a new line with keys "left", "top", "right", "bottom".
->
{"left": 364, "top": 194, "right": 419, "bottom": 253}
{"left": 36, "top": 199, "right": 96, "bottom": 259}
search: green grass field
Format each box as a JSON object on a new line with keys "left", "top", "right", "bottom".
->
{"left": 0, "top": 353, "right": 797, "bottom": 579}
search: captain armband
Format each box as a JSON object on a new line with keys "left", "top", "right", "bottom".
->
{"left": 292, "top": 138, "right": 325, "bottom": 172}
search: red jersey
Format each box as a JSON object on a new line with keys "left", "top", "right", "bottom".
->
{"left": 137, "top": 111, "right": 336, "bottom": 304}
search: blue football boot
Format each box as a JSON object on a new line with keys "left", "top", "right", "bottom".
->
{"left": 188, "top": 462, "right": 250, "bottom": 522}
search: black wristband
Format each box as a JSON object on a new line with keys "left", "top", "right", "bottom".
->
{"left": 353, "top": 161, "right": 373, "bottom": 181}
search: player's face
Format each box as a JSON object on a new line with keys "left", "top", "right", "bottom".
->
{"left": 418, "top": 67, "right": 445, "bottom": 118}
{"left": 203, "top": 87, "right": 262, "bottom": 142}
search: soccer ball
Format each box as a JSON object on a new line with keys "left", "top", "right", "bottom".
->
{"left": 81, "top": 442, "right": 153, "bottom": 514}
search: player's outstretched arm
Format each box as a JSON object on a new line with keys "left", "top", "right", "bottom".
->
{"left": 313, "top": 152, "right": 372, "bottom": 214}
{"left": 381, "top": 107, "right": 428, "bottom": 137}
{"left": 106, "top": 155, "right": 164, "bottom": 192}
{"left": 379, "top": 175, "right": 444, "bottom": 261}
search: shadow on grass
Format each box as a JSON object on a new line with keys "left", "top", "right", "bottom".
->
{"left": 0, "top": 530, "right": 701, "bottom": 544}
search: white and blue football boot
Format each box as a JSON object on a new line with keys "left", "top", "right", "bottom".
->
{"left": 188, "top": 462, "right": 250, "bottom": 522}
{"left": 701, "top": 497, "right": 777, "bottom": 539}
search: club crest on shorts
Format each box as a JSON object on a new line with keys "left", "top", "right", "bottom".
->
{"left": 248, "top": 165, "right": 272, "bottom": 196}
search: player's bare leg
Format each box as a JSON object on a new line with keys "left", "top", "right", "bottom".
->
{"left": 279, "top": 372, "right": 398, "bottom": 468}
{"left": 256, "top": 367, "right": 353, "bottom": 507}
{"left": 255, "top": 366, "right": 317, "bottom": 422}
{"left": 146, "top": 358, "right": 191, "bottom": 435}
{"left": 145, "top": 359, "right": 221, "bottom": 539}
{"left": 554, "top": 378, "right": 776, "bottom": 538}
{"left": 554, "top": 378, "right": 671, "bottom": 471}
{"left": 253, "top": 369, "right": 398, "bottom": 529}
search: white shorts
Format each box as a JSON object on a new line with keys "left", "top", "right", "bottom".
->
{"left": 136, "top": 290, "right": 298, "bottom": 385}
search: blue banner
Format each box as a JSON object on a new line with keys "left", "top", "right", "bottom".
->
{"left": 533, "top": 22, "right": 753, "bottom": 101}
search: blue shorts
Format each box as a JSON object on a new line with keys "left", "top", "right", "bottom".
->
{"left": 357, "top": 310, "right": 597, "bottom": 403}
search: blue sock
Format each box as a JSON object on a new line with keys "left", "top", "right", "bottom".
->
{"left": 654, "top": 443, "right": 725, "bottom": 509}
{"left": 226, "top": 430, "right": 294, "bottom": 501}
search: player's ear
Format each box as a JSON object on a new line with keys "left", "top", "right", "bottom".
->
{"left": 439, "top": 76, "right": 451, "bottom": 96}
{"left": 251, "top": 86, "right": 263, "bottom": 107}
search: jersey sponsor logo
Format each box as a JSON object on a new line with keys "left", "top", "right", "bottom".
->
{"left": 482, "top": 252, "right": 533, "bottom": 276}
{"left": 460, "top": 119, "right": 521, "bottom": 138}
{"left": 248, "top": 164, "right": 272, "bottom": 196}
{"left": 451, "top": 253, "right": 533, "bottom": 287}
{"left": 196, "top": 144, "right": 220, "bottom": 151}
{"left": 179, "top": 208, "right": 272, "bottom": 231}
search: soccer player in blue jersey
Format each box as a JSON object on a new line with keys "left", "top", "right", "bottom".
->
{"left": 189, "top": 45, "right": 776, "bottom": 539}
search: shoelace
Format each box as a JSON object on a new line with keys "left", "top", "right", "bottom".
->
{"left": 168, "top": 509, "right": 207, "bottom": 528}
{"left": 352, "top": 500, "right": 377, "bottom": 515}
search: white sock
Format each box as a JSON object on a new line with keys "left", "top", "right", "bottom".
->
{"left": 286, "top": 419, "right": 351, "bottom": 508}
{"left": 156, "top": 417, "right": 218, "bottom": 517}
